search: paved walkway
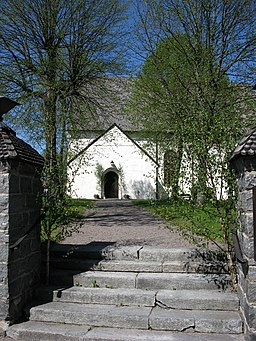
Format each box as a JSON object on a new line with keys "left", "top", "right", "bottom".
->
{"left": 61, "top": 199, "right": 194, "bottom": 248}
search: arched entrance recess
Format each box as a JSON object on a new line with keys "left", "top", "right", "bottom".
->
{"left": 104, "top": 171, "right": 119, "bottom": 198}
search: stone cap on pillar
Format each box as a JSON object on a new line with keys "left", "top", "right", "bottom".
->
{"left": 0, "top": 97, "right": 44, "bottom": 167}
{"left": 230, "top": 126, "right": 256, "bottom": 173}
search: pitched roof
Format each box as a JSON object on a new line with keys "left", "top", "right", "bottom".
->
{"left": 0, "top": 121, "right": 44, "bottom": 166}
{"left": 231, "top": 126, "right": 256, "bottom": 160}
{"left": 74, "top": 76, "right": 140, "bottom": 132}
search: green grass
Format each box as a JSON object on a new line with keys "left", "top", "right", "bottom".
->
{"left": 54, "top": 198, "right": 95, "bottom": 226}
{"left": 68, "top": 198, "right": 95, "bottom": 217}
{"left": 133, "top": 199, "right": 225, "bottom": 246}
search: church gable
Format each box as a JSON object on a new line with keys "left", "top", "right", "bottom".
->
{"left": 69, "top": 124, "right": 158, "bottom": 200}
{"left": 80, "top": 124, "right": 157, "bottom": 164}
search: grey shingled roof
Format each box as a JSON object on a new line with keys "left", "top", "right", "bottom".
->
{"left": 231, "top": 127, "right": 256, "bottom": 160}
{"left": 0, "top": 122, "right": 44, "bottom": 166}
{"left": 76, "top": 76, "right": 140, "bottom": 132}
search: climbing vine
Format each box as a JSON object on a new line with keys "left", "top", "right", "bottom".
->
{"left": 95, "top": 163, "right": 105, "bottom": 197}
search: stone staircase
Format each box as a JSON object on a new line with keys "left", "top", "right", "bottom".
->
{"left": 7, "top": 243, "right": 244, "bottom": 340}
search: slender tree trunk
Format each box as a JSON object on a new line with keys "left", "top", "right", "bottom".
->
{"left": 171, "top": 137, "right": 183, "bottom": 199}
{"left": 59, "top": 104, "right": 69, "bottom": 199}
{"left": 44, "top": 90, "right": 58, "bottom": 186}
{"left": 43, "top": 89, "right": 58, "bottom": 285}
{"left": 46, "top": 237, "right": 51, "bottom": 285}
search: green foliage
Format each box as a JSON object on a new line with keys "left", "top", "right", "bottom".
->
{"left": 133, "top": 199, "right": 230, "bottom": 248}
{"left": 95, "top": 163, "right": 105, "bottom": 194}
{"left": 0, "top": 0, "right": 128, "bottom": 284}
{"left": 41, "top": 198, "right": 94, "bottom": 242}
{"left": 0, "top": 0, "right": 128, "bottom": 214}
{"left": 116, "top": 164, "right": 127, "bottom": 196}
{"left": 91, "top": 280, "right": 100, "bottom": 288}
{"left": 129, "top": 33, "right": 248, "bottom": 200}
{"left": 130, "top": 2, "right": 256, "bottom": 285}
{"left": 94, "top": 162, "right": 128, "bottom": 198}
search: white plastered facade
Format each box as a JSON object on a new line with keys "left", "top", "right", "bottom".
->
{"left": 68, "top": 125, "right": 158, "bottom": 199}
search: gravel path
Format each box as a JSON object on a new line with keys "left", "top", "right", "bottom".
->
{"left": 61, "top": 199, "right": 193, "bottom": 248}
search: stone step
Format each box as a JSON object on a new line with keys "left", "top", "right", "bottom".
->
{"left": 7, "top": 322, "right": 245, "bottom": 341}
{"left": 139, "top": 247, "right": 225, "bottom": 263}
{"left": 149, "top": 308, "right": 242, "bottom": 334}
{"left": 136, "top": 272, "right": 231, "bottom": 290}
{"left": 7, "top": 321, "right": 90, "bottom": 341}
{"left": 28, "top": 302, "right": 242, "bottom": 334}
{"left": 50, "top": 258, "right": 163, "bottom": 272}
{"left": 48, "top": 266, "right": 229, "bottom": 287}
{"left": 156, "top": 289, "right": 239, "bottom": 311}
{"left": 50, "top": 258, "right": 228, "bottom": 274}
{"left": 30, "top": 302, "right": 152, "bottom": 329}
{"left": 73, "top": 271, "right": 231, "bottom": 290}
{"left": 50, "top": 242, "right": 115, "bottom": 260}
{"left": 51, "top": 244, "right": 225, "bottom": 264}
{"left": 163, "top": 260, "right": 228, "bottom": 274}
{"left": 48, "top": 286, "right": 239, "bottom": 311}
{"left": 52, "top": 286, "right": 156, "bottom": 307}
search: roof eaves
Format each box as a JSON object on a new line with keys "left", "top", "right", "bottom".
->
{"left": 231, "top": 126, "right": 256, "bottom": 161}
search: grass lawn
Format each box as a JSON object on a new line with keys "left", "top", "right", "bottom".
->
{"left": 133, "top": 199, "right": 225, "bottom": 247}
{"left": 68, "top": 198, "right": 95, "bottom": 218}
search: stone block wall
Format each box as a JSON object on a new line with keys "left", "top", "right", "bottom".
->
{"left": 0, "top": 159, "right": 42, "bottom": 324}
{"left": 0, "top": 160, "right": 11, "bottom": 322}
{"left": 235, "top": 168, "right": 256, "bottom": 339}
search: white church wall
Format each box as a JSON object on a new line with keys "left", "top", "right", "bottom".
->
{"left": 68, "top": 126, "right": 157, "bottom": 199}
{"left": 177, "top": 148, "right": 228, "bottom": 200}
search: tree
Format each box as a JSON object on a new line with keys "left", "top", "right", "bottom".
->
{"left": 0, "top": 0, "right": 127, "bottom": 283}
{"left": 130, "top": 34, "right": 203, "bottom": 197}
{"left": 131, "top": 0, "right": 256, "bottom": 196}
{"left": 130, "top": 0, "right": 256, "bottom": 284}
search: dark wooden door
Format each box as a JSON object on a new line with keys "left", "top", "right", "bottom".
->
{"left": 104, "top": 171, "right": 118, "bottom": 198}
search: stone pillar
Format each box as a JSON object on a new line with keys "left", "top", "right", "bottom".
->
{"left": 0, "top": 160, "right": 10, "bottom": 323}
{"left": 231, "top": 128, "right": 256, "bottom": 340}
{"left": 0, "top": 120, "right": 44, "bottom": 327}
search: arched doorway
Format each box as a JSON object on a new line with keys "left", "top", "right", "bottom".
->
{"left": 104, "top": 171, "right": 119, "bottom": 198}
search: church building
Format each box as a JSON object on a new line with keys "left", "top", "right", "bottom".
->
{"left": 68, "top": 77, "right": 169, "bottom": 200}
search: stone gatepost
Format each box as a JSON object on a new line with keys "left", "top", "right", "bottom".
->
{"left": 0, "top": 99, "right": 44, "bottom": 329}
{"left": 231, "top": 127, "right": 256, "bottom": 340}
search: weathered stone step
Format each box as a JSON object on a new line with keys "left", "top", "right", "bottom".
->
{"left": 73, "top": 271, "right": 231, "bottom": 290}
{"left": 52, "top": 286, "right": 156, "bottom": 307}
{"left": 49, "top": 286, "right": 239, "bottom": 311}
{"left": 50, "top": 258, "right": 228, "bottom": 274}
{"left": 139, "top": 246, "right": 225, "bottom": 263}
{"left": 7, "top": 321, "right": 91, "bottom": 341}
{"left": 162, "top": 260, "right": 228, "bottom": 274}
{"left": 149, "top": 308, "right": 242, "bottom": 334}
{"left": 50, "top": 242, "right": 114, "bottom": 260}
{"left": 156, "top": 289, "right": 239, "bottom": 311}
{"left": 50, "top": 258, "right": 163, "bottom": 272}
{"left": 30, "top": 302, "right": 152, "bottom": 329}
{"left": 28, "top": 302, "right": 242, "bottom": 334}
{"left": 7, "top": 322, "right": 245, "bottom": 341}
{"left": 51, "top": 244, "right": 225, "bottom": 264}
